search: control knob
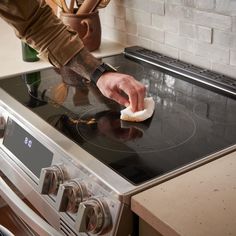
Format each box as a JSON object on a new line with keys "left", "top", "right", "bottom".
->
{"left": 56, "top": 180, "right": 88, "bottom": 213}
{"left": 0, "top": 115, "right": 6, "bottom": 138}
{"left": 38, "top": 165, "right": 66, "bottom": 195}
{"left": 75, "top": 197, "right": 112, "bottom": 234}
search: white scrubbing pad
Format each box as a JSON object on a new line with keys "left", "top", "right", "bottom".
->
{"left": 120, "top": 97, "right": 155, "bottom": 122}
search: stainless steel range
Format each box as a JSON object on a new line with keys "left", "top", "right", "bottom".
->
{"left": 0, "top": 46, "right": 236, "bottom": 236}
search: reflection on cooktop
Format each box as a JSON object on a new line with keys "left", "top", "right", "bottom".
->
{"left": 194, "top": 99, "right": 236, "bottom": 125}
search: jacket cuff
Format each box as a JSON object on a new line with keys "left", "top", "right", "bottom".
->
{"left": 37, "top": 27, "right": 84, "bottom": 68}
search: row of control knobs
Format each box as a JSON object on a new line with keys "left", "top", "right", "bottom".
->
{"left": 38, "top": 165, "right": 111, "bottom": 234}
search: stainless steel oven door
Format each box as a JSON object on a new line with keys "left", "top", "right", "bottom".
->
{"left": 0, "top": 173, "right": 62, "bottom": 236}
{"left": 0, "top": 194, "right": 38, "bottom": 236}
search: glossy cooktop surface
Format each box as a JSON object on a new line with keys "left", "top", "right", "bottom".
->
{"left": 1, "top": 53, "right": 236, "bottom": 185}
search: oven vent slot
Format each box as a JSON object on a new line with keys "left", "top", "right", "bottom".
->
{"left": 60, "top": 218, "right": 78, "bottom": 236}
{"left": 124, "top": 46, "right": 236, "bottom": 96}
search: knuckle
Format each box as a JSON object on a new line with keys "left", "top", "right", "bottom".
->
{"left": 129, "top": 88, "right": 136, "bottom": 97}
{"left": 106, "top": 90, "right": 113, "bottom": 98}
{"left": 127, "top": 75, "right": 134, "bottom": 80}
{"left": 139, "top": 85, "right": 146, "bottom": 94}
{"left": 119, "top": 77, "right": 129, "bottom": 85}
{"left": 123, "top": 75, "right": 133, "bottom": 82}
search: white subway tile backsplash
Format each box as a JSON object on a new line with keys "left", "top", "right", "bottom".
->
{"left": 194, "top": 10, "right": 232, "bottom": 30}
{"left": 152, "top": 14, "right": 165, "bottom": 29}
{"left": 165, "top": 0, "right": 183, "bottom": 6}
{"left": 183, "top": 0, "right": 195, "bottom": 8}
{"left": 150, "top": 0, "right": 165, "bottom": 16}
{"left": 118, "top": 0, "right": 136, "bottom": 8}
{"left": 102, "top": 26, "right": 127, "bottom": 45}
{"left": 164, "top": 17, "right": 180, "bottom": 33}
{"left": 100, "top": 0, "right": 236, "bottom": 78}
{"left": 126, "top": 8, "right": 151, "bottom": 25}
{"left": 232, "top": 16, "right": 236, "bottom": 32}
{"left": 179, "top": 21, "right": 196, "bottom": 38}
{"left": 107, "top": 5, "right": 126, "bottom": 18}
{"left": 138, "top": 25, "right": 164, "bottom": 43}
{"left": 230, "top": 49, "right": 236, "bottom": 66}
{"left": 195, "top": 0, "right": 215, "bottom": 10}
{"left": 165, "top": 4, "right": 194, "bottom": 22}
{"left": 179, "top": 21, "right": 213, "bottom": 43}
{"left": 126, "top": 22, "right": 138, "bottom": 35}
{"left": 127, "top": 34, "right": 152, "bottom": 50}
{"left": 152, "top": 41, "right": 179, "bottom": 58}
{"left": 215, "top": 0, "right": 230, "bottom": 13}
{"left": 165, "top": 32, "right": 195, "bottom": 52}
{"left": 115, "top": 18, "right": 126, "bottom": 31}
{"left": 197, "top": 26, "right": 212, "bottom": 44}
{"left": 215, "top": 0, "right": 236, "bottom": 15}
{"left": 133, "top": 0, "right": 152, "bottom": 12}
{"left": 137, "top": 37, "right": 153, "bottom": 49}
{"left": 103, "top": 13, "right": 115, "bottom": 28}
{"left": 152, "top": 15, "right": 179, "bottom": 33}
{"left": 126, "top": 34, "right": 139, "bottom": 46}
{"left": 194, "top": 42, "right": 230, "bottom": 64}
{"left": 213, "top": 29, "right": 236, "bottom": 48}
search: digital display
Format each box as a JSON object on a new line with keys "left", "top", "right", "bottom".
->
{"left": 3, "top": 118, "right": 53, "bottom": 178}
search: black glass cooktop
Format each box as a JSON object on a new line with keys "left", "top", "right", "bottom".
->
{"left": 1, "top": 50, "right": 236, "bottom": 185}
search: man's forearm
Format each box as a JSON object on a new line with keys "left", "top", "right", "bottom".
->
{"left": 66, "top": 47, "right": 101, "bottom": 81}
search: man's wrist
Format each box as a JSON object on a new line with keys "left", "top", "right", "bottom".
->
{"left": 91, "top": 62, "right": 117, "bottom": 84}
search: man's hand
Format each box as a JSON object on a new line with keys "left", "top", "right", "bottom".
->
{"left": 96, "top": 72, "right": 146, "bottom": 112}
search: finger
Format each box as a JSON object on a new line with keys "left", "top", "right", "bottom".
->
{"left": 108, "top": 91, "right": 130, "bottom": 107}
{"left": 136, "top": 84, "right": 145, "bottom": 111}
{"left": 129, "top": 79, "right": 146, "bottom": 111}
{"left": 119, "top": 84, "right": 138, "bottom": 112}
{"left": 130, "top": 92, "right": 138, "bottom": 112}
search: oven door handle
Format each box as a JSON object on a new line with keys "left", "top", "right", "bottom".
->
{"left": 0, "top": 177, "right": 62, "bottom": 236}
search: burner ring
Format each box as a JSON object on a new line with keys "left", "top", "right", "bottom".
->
{"left": 76, "top": 103, "right": 197, "bottom": 153}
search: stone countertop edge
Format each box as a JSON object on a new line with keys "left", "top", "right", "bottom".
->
{"left": 131, "top": 150, "right": 236, "bottom": 236}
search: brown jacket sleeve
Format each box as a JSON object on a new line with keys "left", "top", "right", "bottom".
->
{"left": 0, "top": 0, "right": 86, "bottom": 67}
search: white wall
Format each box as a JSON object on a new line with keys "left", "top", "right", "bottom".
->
{"left": 100, "top": 0, "right": 236, "bottom": 79}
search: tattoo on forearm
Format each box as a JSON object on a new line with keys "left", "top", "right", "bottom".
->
{"left": 66, "top": 47, "right": 101, "bottom": 81}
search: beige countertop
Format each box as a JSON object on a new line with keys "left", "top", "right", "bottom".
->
{"left": 132, "top": 150, "right": 236, "bottom": 236}
{"left": 0, "top": 18, "right": 124, "bottom": 79}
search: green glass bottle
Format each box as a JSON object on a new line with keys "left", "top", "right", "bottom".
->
{"left": 21, "top": 42, "right": 39, "bottom": 62}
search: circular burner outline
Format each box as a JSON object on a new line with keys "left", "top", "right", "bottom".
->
{"left": 76, "top": 105, "right": 197, "bottom": 153}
